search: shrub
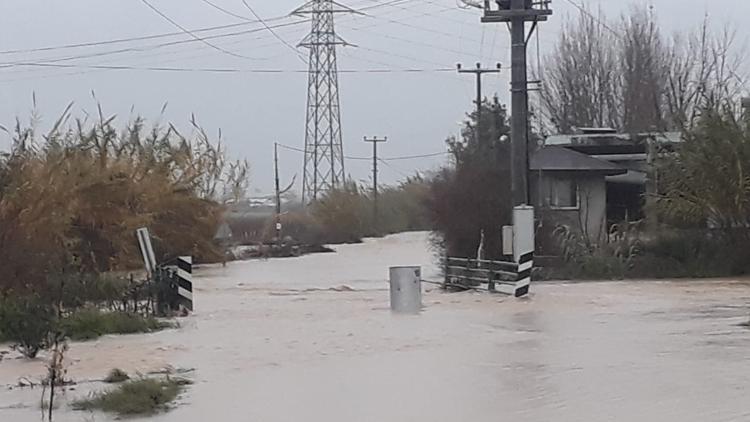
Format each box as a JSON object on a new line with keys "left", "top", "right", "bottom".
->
{"left": 104, "top": 368, "right": 130, "bottom": 384}
{"left": 263, "top": 211, "right": 325, "bottom": 245}
{"left": 639, "top": 229, "right": 750, "bottom": 278}
{"left": 427, "top": 98, "right": 514, "bottom": 260}
{"left": 0, "top": 295, "right": 57, "bottom": 358}
{"left": 376, "top": 176, "right": 432, "bottom": 234}
{"left": 311, "top": 183, "right": 371, "bottom": 244}
{"left": 547, "top": 223, "right": 642, "bottom": 280}
{"left": 48, "top": 273, "right": 131, "bottom": 312}
{"left": 72, "top": 377, "right": 190, "bottom": 416}
{"left": 61, "top": 309, "right": 172, "bottom": 341}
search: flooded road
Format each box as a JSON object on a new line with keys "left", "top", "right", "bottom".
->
{"left": 2, "top": 232, "right": 750, "bottom": 421}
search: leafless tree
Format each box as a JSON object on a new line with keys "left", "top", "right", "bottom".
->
{"left": 664, "top": 19, "right": 746, "bottom": 130}
{"left": 542, "top": 4, "right": 746, "bottom": 135}
{"left": 541, "top": 7, "right": 620, "bottom": 133}
{"left": 619, "top": 6, "right": 668, "bottom": 133}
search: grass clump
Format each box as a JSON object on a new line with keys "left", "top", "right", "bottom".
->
{"left": 0, "top": 295, "right": 56, "bottom": 358}
{"left": 104, "top": 368, "right": 130, "bottom": 383}
{"left": 72, "top": 377, "right": 190, "bottom": 416}
{"left": 61, "top": 309, "right": 173, "bottom": 341}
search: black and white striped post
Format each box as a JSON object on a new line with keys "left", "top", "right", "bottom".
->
{"left": 512, "top": 206, "right": 534, "bottom": 297}
{"left": 174, "top": 256, "right": 193, "bottom": 312}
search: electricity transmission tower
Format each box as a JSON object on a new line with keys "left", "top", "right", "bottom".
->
{"left": 293, "top": 0, "right": 359, "bottom": 204}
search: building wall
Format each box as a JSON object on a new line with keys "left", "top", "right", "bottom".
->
{"left": 532, "top": 173, "right": 608, "bottom": 249}
{"left": 577, "top": 177, "right": 607, "bottom": 242}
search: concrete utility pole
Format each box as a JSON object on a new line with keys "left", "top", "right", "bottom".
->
{"left": 482, "top": 0, "right": 552, "bottom": 206}
{"left": 364, "top": 136, "right": 387, "bottom": 232}
{"left": 457, "top": 62, "right": 502, "bottom": 143}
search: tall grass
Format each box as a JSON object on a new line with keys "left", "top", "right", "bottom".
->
{"left": 0, "top": 106, "right": 247, "bottom": 295}
{"left": 309, "top": 177, "right": 432, "bottom": 244}
{"left": 72, "top": 377, "right": 190, "bottom": 416}
{"left": 60, "top": 309, "right": 172, "bottom": 341}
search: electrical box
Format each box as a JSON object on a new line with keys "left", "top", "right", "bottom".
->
{"left": 502, "top": 225, "right": 514, "bottom": 256}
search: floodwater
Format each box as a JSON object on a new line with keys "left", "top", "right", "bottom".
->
{"left": 2, "top": 231, "right": 750, "bottom": 421}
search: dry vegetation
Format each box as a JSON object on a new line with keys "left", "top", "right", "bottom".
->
{"left": 0, "top": 104, "right": 247, "bottom": 294}
{"left": 0, "top": 103, "right": 246, "bottom": 356}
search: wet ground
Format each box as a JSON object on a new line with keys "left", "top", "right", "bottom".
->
{"left": 2, "top": 232, "right": 750, "bottom": 421}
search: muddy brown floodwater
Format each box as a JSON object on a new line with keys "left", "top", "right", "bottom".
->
{"left": 2, "top": 232, "right": 750, "bottom": 421}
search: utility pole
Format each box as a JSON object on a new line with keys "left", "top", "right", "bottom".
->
{"left": 364, "top": 136, "right": 387, "bottom": 233}
{"left": 482, "top": 0, "right": 552, "bottom": 206}
{"left": 274, "top": 142, "right": 282, "bottom": 246}
{"left": 457, "top": 62, "right": 501, "bottom": 143}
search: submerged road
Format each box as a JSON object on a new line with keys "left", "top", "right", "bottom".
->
{"left": 2, "top": 232, "right": 750, "bottom": 421}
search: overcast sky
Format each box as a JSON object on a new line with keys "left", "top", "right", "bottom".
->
{"left": 0, "top": 0, "right": 746, "bottom": 194}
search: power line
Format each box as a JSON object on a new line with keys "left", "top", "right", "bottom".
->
{"left": 5, "top": 62, "right": 454, "bottom": 74}
{"left": 479, "top": 25, "right": 487, "bottom": 61}
{"left": 366, "top": 0, "right": 476, "bottom": 29}
{"left": 378, "top": 158, "right": 410, "bottom": 178}
{"left": 381, "top": 151, "right": 449, "bottom": 161}
{"left": 0, "top": 0, "right": 463, "bottom": 69}
{"left": 344, "top": 22, "right": 481, "bottom": 58}
{"left": 139, "top": 0, "right": 257, "bottom": 60}
{"left": 0, "top": 0, "right": 427, "bottom": 73}
{"left": 563, "top": 0, "right": 621, "bottom": 38}
{"left": 0, "top": 20, "right": 261, "bottom": 56}
{"left": 199, "top": 0, "right": 255, "bottom": 21}
{"left": 0, "top": 0, "right": 478, "bottom": 83}
{"left": 241, "top": 0, "right": 308, "bottom": 64}
{"left": 277, "top": 142, "right": 448, "bottom": 161}
{"left": 360, "top": 4, "right": 487, "bottom": 46}
{"left": 0, "top": 4, "right": 462, "bottom": 81}
{"left": 0, "top": 0, "right": 405, "bottom": 57}
{"left": 358, "top": 46, "right": 449, "bottom": 68}
{"left": 0, "top": 20, "right": 309, "bottom": 69}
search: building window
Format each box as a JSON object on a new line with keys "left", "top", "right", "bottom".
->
{"left": 546, "top": 178, "right": 579, "bottom": 209}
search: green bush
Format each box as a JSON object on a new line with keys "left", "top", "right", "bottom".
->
{"left": 72, "top": 377, "right": 190, "bottom": 416}
{"left": 0, "top": 295, "right": 56, "bottom": 358}
{"left": 640, "top": 230, "right": 750, "bottom": 277}
{"left": 61, "top": 309, "right": 172, "bottom": 341}
{"left": 48, "top": 273, "right": 131, "bottom": 311}
{"left": 426, "top": 98, "right": 514, "bottom": 261}
{"left": 545, "top": 224, "right": 750, "bottom": 280}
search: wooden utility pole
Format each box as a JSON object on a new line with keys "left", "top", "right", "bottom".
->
{"left": 364, "top": 136, "right": 387, "bottom": 233}
{"left": 457, "top": 62, "right": 502, "bottom": 143}
{"left": 274, "top": 142, "right": 282, "bottom": 245}
{"left": 482, "top": 0, "right": 552, "bottom": 206}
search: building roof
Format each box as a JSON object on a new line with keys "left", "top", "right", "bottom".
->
{"left": 530, "top": 146, "right": 627, "bottom": 176}
{"left": 545, "top": 131, "right": 682, "bottom": 147}
{"left": 606, "top": 170, "right": 647, "bottom": 185}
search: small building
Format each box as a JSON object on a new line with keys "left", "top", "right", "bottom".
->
{"left": 531, "top": 146, "right": 626, "bottom": 245}
{"left": 531, "top": 129, "right": 681, "bottom": 251}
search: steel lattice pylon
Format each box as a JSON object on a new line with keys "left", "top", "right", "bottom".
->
{"left": 293, "top": 0, "right": 357, "bottom": 204}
